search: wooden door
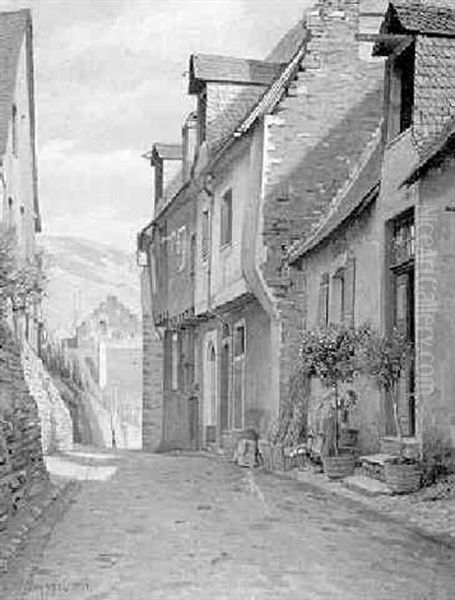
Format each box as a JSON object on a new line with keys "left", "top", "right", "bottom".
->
{"left": 220, "top": 342, "right": 230, "bottom": 431}
{"left": 392, "top": 268, "right": 416, "bottom": 437}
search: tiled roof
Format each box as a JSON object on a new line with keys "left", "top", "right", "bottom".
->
{"left": 189, "top": 54, "right": 284, "bottom": 93}
{"left": 207, "top": 85, "right": 272, "bottom": 153}
{"left": 405, "top": 114, "right": 455, "bottom": 183}
{"left": 289, "top": 135, "right": 383, "bottom": 261}
{"left": 234, "top": 33, "right": 309, "bottom": 138}
{"left": 153, "top": 143, "right": 182, "bottom": 161}
{"left": 154, "top": 21, "right": 308, "bottom": 219}
{"left": 0, "top": 9, "right": 29, "bottom": 156}
{"left": 155, "top": 169, "right": 185, "bottom": 215}
{"left": 413, "top": 35, "right": 455, "bottom": 149}
{"left": 266, "top": 20, "right": 307, "bottom": 62}
{"left": 392, "top": 1, "right": 455, "bottom": 36}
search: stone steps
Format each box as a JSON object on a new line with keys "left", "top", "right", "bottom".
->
{"left": 357, "top": 453, "right": 397, "bottom": 483}
{"left": 343, "top": 475, "right": 393, "bottom": 497}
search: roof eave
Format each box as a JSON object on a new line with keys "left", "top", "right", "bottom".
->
{"left": 288, "top": 183, "right": 380, "bottom": 264}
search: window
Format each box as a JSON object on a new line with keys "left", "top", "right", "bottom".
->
{"left": 171, "top": 332, "right": 178, "bottom": 390}
{"left": 391, "top": 211, "right": 415, "bottom": 266}
{"left": 341, "top": 259, "right": 356, "bottom": 326}
{"left": 318, "top": 273, "right": 330, "bottom": 327}
{"left": 7, "top": 197, "right": 13, "bottom": 226}
{"left": 388, "top": 44, "right": 415, "bottom": 140}
{"left": 12, "top": 105, "right": 18, "bottom": 157}
{"left": 201, "top": 209, "right": 210, "bottom": 261}
{"left": 198, "top": 90, "right": 207, "bottom": 145}
{"left": 234, "top": 324, "right": 245, "bottom": 357}
{"left": 220, "top": 189, "right": 232, "bottom": 247}
{"left": 232, "top": 321, "right": 245, "bottom": 430}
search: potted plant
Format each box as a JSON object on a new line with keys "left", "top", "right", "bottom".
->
{"left": 360, "top": 326, "right": 422, "bottom": 494}
{"left": 297, "top": 325, "right": 361, "bottom": 479}
{"left": 338, "top": 389, "right": 359, "bottom": 451}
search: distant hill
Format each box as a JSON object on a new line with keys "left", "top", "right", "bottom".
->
{"left": 39, "top": 235, "right": 141, "bottom": 337}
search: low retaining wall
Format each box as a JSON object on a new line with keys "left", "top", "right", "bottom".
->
{"left": 21, "top": 343, "right": 73, "bottom": 454}
{"left": 0, "top": 327, "right": 48, "bottom": 532}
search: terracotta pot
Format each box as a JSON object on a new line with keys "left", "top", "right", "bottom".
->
{"left": 384, "top": 462, "right": 422, "bottom": 494}
{"left": 322, "top": 453, "right": 356, "bottom": 480}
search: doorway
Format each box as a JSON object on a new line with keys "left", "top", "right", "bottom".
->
{"left": 388, "top": 210, "right": 416, "bottom": 437}
{"left": 220, "top": 341, "right": 230, "bottom": 431}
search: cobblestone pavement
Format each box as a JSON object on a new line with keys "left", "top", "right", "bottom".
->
{"left": 287, "top": 468, "right": 455, "bottom": 547}
{"left": 1, "top": 450, "right": 455, "bottom": 600}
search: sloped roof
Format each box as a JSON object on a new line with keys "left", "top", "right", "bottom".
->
{"left": 153, "top": 143, "right": 182, "bottom": 161}
{"left": 413, "top": 35, "right": 455, "bottom": 150}
{"left": 392, "top": 1, "right": 455, "bottom": 36}
{"left": 0, "top": 9, "right": 29, "bottom": 156}
{"left": 234, "top": 33, "right": 309, "bottom": 138}
{"left": 289, "top": 137, "right": 383, "bottom": 261}
{"left": 188, "top": 54, "right": 284, "bottom": 93}
{"left": 405, "top": 114, "right": 455, "bottom": 183}
{"left": 266, "top": 20, "right": 307, "bottom": 62}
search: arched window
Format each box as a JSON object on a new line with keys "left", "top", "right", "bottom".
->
{"left": 222, "top": 323, "right": 230, "bottom": 340}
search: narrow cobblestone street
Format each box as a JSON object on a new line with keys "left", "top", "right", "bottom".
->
{"left": 1, "top": 449, "right": 454, "bottom": 600}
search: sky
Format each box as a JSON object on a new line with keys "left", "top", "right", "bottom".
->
{"left": 0, "top": 0, "right": 310, "bottom": 252}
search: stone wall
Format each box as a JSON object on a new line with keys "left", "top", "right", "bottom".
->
{"left": 0, "top": 326, "right": 47, "bottom": 532}
{"left": 141, "top": 269, "right": 164, "bottom": 451}
{"left": 21, "top": 342, "right": 73, "bottom": 454}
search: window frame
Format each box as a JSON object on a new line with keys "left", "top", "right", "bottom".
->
{"left": 232, "top": 319, "right": 246, "bottom": 430}
{"left": 171, "top": 331, "right": 179, "bottom": 391}
{"left": 12, "top": 104, "right": 18, "bottom": 158}
{"left": 318, "top": 273, "right": 330, "bottom": 327}
{"left": 201, "top": 208, "right": 210, "bottom": 262}
{"left": 220, "top": 188, "right": 233, "bottom": 248}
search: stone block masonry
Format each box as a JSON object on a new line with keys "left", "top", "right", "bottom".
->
{"left": 21, "top": 342, "right": 73, "bottom": 455}
{"left": 0, "top": 325, "right": 48, "bottom": 534}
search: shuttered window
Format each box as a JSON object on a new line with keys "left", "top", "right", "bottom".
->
{"left": 318, "top": 273, "right": 330, "bottom": 327}
{"left": 342, "top": 258, "right": 356, "bottom": 327}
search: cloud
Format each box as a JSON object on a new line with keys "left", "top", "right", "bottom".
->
{"left": 38, "top": 141, "right": 152, "bottom": 250}
{"left": 5, "top": 0, "right": 307, "bottom": 249}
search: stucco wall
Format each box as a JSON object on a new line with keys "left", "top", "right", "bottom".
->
{"left": 209, "top": 143, "right": 251, "bottom": 307}
{"left": 416, "top": 155, "right": 455, "bottom": 450}
{"left": 300, "top": 203, "right": 383, "bottom": 454}
{"left": 2, "top": 34, "right": 36, "bottom": 259}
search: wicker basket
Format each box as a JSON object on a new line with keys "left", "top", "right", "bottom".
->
{"left": 322, "top": 453, "right": 356, "bottom": 480}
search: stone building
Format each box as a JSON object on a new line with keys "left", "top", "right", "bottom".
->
{"left": 288, "top": 0, "right": 455, "bottom": 457}
{"left": 138, "top": 0, "right": 390, "bottom": 451}
{"left": 0, "top": 10, "right": 71, "bottom": 533}
{"left": 72, "top": 296, "right": 143, "bottom": 449}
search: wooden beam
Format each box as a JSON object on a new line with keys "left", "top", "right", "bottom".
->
{"left": 356, "top": 33, "right": 411, "bottom": 43}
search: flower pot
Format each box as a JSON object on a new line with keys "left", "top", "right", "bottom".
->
{"left": 322, "top": 453, "right": 356, "bottom": 480}
{"left": 384, "top": 462, "right": 422, "bottom": 494}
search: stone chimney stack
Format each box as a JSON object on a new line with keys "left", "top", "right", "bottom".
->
{"left": 146, "top": 143, "right": 182, "bottom": 212}
{"left": 182, "top": 111, "right": 198, "bottom": 181}
{"left": 358, "top": 0, "right": 389, "bottom": 61}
